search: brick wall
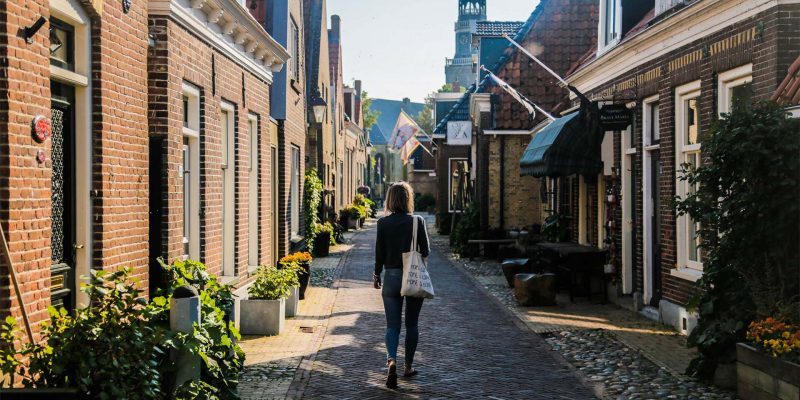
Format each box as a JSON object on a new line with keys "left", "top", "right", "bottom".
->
{"left": 486, "top": 135, "right": 543, "bottom": 230}
{"left": 0, "top": 0, "right": 53, "bottom": 335}
{"left": 147, "top": 17, "right": 272, "bottom": 284}
{"left": 277, "top": 0, "right": 307, "bottom": 258}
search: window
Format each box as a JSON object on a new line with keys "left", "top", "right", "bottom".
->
{"left": 50, "top": 18, "right": 75, "bottom": 71}
{"left": 599, "top": 0, "right": 620, "bottom": 51}
{"left": 181, "top": 83, "right": 201, "bottom": 260}
{"left": 221, "top": 102, "right": 236, "bottom": 276}
{"left": 448, "top": 159, "right": 469, "bottom": 212}
{"left": 675, "top": 81, "right": 703, "bottom": 279}
{"left": 718, "top": 64, "right": 753, "bottom": 116}
{"left": 646, "top": 102, "right": 660, "bottom": 145}
{"left": 248, "top": 115, "right": 259, "bottom": 269}
{"left": 290, "top": 145, "right": 301, "bottom": 238}
{"left": 290, "top": 19, "right": 300, "bottom": 82}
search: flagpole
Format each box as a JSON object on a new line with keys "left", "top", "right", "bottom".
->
{"left": 502, "top": 34, "right": 569, "bottom": 87}
{"left": 480, "top": 66, "right": 556, "bottom": 121}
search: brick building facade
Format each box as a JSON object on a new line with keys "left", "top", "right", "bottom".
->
{"left": 564, "top": 0, "right": 800, "bottom": 333}
{"left": 148, "top": 0, "right": 288, "bottom": 290}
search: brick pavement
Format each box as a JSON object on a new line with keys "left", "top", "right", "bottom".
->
{"left": 431, "top": 229, "right": 697, "bottom": 377}
{"left": 298, "top": 218, "right": 597, "bottom": 399}
{"left": 238, "top": 228, "right": 362, "bottom": 400}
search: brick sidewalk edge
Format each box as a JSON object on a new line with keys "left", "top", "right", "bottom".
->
{"left": 431, "top": 238, "right": 607, "bottom": 399}
{"left": 284, "top": 223, "right": 372, "bottom": 399}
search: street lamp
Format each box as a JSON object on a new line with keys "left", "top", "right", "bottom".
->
{"left": 310, "top": 96, "right": 327, "bottom": 124}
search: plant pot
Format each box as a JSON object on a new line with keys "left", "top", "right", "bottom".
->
{"left": 314, "top": 231, "right": 331, "bottom": 257}
{"left": 0, "top": 389, "right": 83, "bottom": 399}
{"left": 737, "top": 342, "right": 800, "bottom": 399}
{"left": 298, "top": 262, "right": 311, "bottom": 300}
{"left": 346, "top": 217, "right": 358, "bottom": 230}
{"left": 359, "top": 217, "right": 365, "bottom": 227}
{"left": 286, "top": 286, "right": 300, "bottom": 317}
{"left": 239, "top": 298, "right": 285, "bottom": 336}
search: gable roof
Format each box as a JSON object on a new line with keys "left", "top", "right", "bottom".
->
{"left": 772, "top": 55, "right": 800, "bottom": 106}
{"left": 475, "top": 21, "right": 524, "bottom": 37}
{"left": 434, "top": 1, "right": 548, "bottom": 134}
{"left": 368, "top": 98, "right": 425, "bottom": 144}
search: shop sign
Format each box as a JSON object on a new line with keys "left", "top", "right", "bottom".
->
{"left": 600, "top": 104, "right": 632, "bottom": 131}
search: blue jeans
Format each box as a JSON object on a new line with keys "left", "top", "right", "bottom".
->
{"left": 381, "top": 269, "right": 424, "bottom": 365}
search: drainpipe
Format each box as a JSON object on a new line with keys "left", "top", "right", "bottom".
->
{"left": 499, "top": 135, "right": 505, "bottom": 230}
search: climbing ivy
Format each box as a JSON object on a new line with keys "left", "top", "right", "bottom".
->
{"left": 303, "top": 169, "right": 324, "bottom": 253}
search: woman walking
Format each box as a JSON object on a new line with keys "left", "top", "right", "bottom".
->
{"left": 373, "top": 182, "right": 430, "bottom": 389}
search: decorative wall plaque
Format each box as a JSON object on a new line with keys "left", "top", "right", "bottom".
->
{"left": 32, "top": 115, "right": 51, "bottom": 143}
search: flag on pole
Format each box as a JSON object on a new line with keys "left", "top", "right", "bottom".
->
{"left": 481, "top": 66, "right": 556, "bottom": 121}
{"left": 400, "top": 136, "right": 421, "bottom": 165}
{"left": 387, "top": 110, "right": 422, "bottom": 152}
{"left": 484, "top": 69, "right": 536, "bottom": 117}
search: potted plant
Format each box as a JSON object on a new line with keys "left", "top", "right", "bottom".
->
{"left": 240, "top": 266, "right": 292, "bottom": 336}
{"left": 736, "top": 318, "right": 800, "bottom": 399}
{"left": 280, "top": 252, "right": 313, "bottom": 300}
{"left": 313, "top": 222, "right": 333, "bottom": 257}
{"left": 339, "top": 205, "right": 361, "bottom": 230}
{"left": 280, "top": 262, "right": 302, "bottom": 318}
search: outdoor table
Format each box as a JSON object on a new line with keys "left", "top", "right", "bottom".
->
{"left": 535, "top": 242, "right": 607, "bottom": 303}
{"left": 467, "top": 239, "right": 517, "bottom": 260}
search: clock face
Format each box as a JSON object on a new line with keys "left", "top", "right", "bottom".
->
{"left": 459, "top": 34, "right": 469, "bottom": 45}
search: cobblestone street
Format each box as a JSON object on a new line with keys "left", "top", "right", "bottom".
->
{"left": 275, "top": 218, "right": 597, "bottom": 399}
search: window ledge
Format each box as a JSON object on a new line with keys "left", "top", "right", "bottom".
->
{"left": 290, "top": 235, "right": 305, "bottom": 244}
{"left": 219, "top": 274, "right": 244, "bottom": 286}
{"left": 670, "top": 267, "right": 703, "bottom": 282}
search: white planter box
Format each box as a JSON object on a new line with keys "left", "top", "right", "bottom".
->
{"left": 239, "top": 298, "right": 285, "bottom": 336}
{"left": 286, "top": 286, "right": 300, "bottom": 317}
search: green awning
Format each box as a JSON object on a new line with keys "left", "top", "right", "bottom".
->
{"left": 519, "top": 111, "right": 602, "bottom": 177}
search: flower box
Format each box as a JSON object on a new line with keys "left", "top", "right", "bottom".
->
{"left": 239, "top": 298, "right": 285, "bottom": 336}
{"left": 737, "top": 342, "right": 800, "bottom": 400}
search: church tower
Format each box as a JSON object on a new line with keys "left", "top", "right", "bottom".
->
{"left": 445, "top": 0, "right": 487, "bottom": 88}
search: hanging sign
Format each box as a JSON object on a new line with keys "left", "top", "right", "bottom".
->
{"left": 446, "top": 121, "right": 472, "bottom": 145}
{"left": 599, "top": 104, "right": 632, "bottom": 131}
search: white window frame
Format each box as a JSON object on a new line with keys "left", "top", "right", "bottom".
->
{"left": 718, "top": 64, "right": 753, "bottom": 116}
{"left": 290, "top": 145, "right": 301, "bottom": 239}
{"left": 673, "top": 81, "right": 703, "bottom": 281}
{"left": 221, "top": 101, "right": 236, "bottom": 276}
{"left": 642, "top": 95, "right": 660, "bottom": 301}
{"left": 448, "top": 158, "right": 468, "bottom": 213}
{"left": 621, "top": 125, "right": 636, "bottom": 294}
{"left": 290, "top": 19, "right": 300, "bottom": 82}
{"left": 247, "top": 114, "right": 259, "bottom": 270}
{"left": 182, "top": 82, "right": 201, "bottom": 261}
{"left": 598, "top": 0, "right": 621, "bottom": 55}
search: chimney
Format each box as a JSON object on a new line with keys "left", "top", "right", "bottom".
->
{"left": 402, "top": 97, "right": 410, "bottom": 105}
{"left": 354, "top": 80, "right": 362, "bottom": 96}
{"left": 330, "top": 15, "right": 341, "bottom": 41}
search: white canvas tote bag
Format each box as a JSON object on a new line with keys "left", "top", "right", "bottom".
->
{"left": 400, "top": 215, "right": 435, "bottom": 299}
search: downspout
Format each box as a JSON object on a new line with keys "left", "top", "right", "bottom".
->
{"left": 499, "top": 134, "right": 505, "bottom": 230}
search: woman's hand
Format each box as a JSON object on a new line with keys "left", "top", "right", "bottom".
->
{"left": 373, "top": 273, "right": 382, "bottom": 289}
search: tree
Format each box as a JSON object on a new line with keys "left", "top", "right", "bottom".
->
{"left": 675, "top": 101, "right": 800, "bottom": 379}
{"left": 413, "top": 95, "right": 435, "bottom": 134}
{"left": 361, "top": 90, "right": 380, "bottom": 131}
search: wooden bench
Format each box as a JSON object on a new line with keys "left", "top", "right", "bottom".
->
{"left": 467, "top": 239, "right": 517, "bottom": 259}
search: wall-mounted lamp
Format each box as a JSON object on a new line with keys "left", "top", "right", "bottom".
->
{"left": 24, "top": 17, "right": 47, "bottom": 45}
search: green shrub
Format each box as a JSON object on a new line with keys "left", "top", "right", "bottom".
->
{"left": 314, "top": 222, "right": 337, "bottom": 246}
{"left": 248, "top": 266, "right": 293, "bottom": 301}
{"left": 450, "top": 203, "right": 480, "bottom": 257}
{"left": 437, "top": 213, "right": 452, "bottom": 235}
{"left": 675, "top": 102, "right": 800, "bottom": 378}
{"left": 339, "top": 204, "right": 366, "bottom": 221}
{"left": 303, "top": 169, "right": 325, "bottom": 253}
{"left": 414, "top": 193, "right": 436, "bottom": 213}
{"left": 0, "top": 268, "right": 167, "bottom": 399}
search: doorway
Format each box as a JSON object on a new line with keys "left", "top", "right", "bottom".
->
{"left": 50, "top": 83, "right": 76, "bottom": 310}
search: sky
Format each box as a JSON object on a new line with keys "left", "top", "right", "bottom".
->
{"left": 327, "top": 0, "right": 539, "bottom": 103}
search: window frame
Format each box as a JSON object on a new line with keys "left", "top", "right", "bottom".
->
{"left": 717, "top": 64, "right": 753, "bottom": 117}
{"left": 181, "top": 82, "right": 201, "bottom": 261}
{"left": 290, "top": 145, "right": 301, "bottom": 239}
{"left": 598, "top": 0, "right": 621, "bottom": 54}
{"left": 290, "top": 18, "right": 300, "bottom": 83}
{"left": 674, "top": 80, "right": 703, "bottom": 280}
{"left": 448, "top": 158, "right": 469, "bottom": 213}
